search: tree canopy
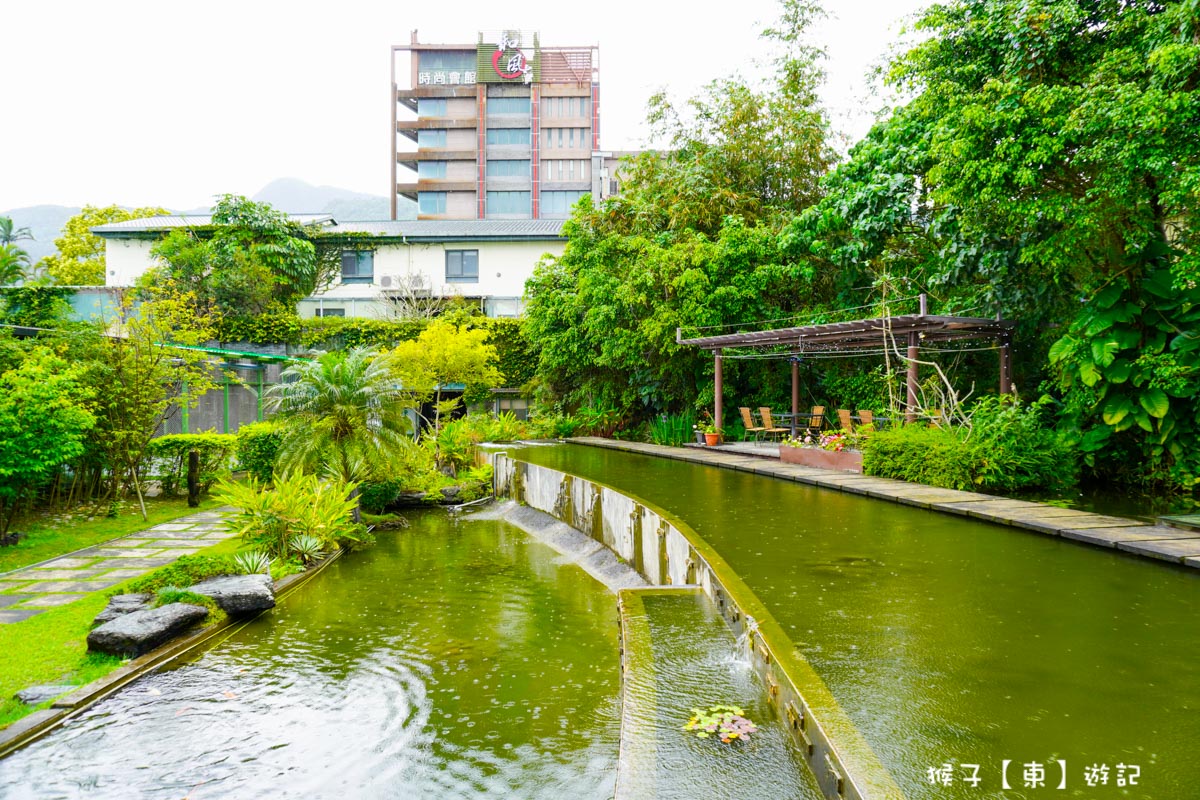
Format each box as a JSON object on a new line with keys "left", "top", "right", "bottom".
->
{"left": 41, "top": 205, "right": 170, "bottom": 285}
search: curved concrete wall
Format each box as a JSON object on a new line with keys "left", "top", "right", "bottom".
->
{"left": 493, "top": 454, "right": 905, "bottom": 800}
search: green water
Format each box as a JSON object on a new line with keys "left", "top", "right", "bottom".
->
{"left": 0, "top": 511, "right": 620, "bottom": 798}
{"left": 617, "top": 590, "right": 822, "bottom": 799}
{"left": 515, "top": 443, "right": 1200, "bottom": 799}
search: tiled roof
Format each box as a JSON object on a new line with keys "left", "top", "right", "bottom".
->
{"left": 328, "top": 219, "right": 566, "bottom": 239}
{"left": 92, "top": 216, "right": 566, "bottom": 240}
{"left": 91, "top": 214, "right": 335, "bottom": 233}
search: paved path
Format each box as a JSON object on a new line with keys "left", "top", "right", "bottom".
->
{"left": 573, "top": 438, "right": 1200, "bottom": 571}
{"left": 0, "top": 509, "right": 236, "bottom": 624}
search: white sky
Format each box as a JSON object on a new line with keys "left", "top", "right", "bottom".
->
{"left": 2, "top": 0, "right": 927, "bottom": 211}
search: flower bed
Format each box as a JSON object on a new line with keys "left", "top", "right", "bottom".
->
{"left": 779, "top": 445, "right": 863, "bottom": 472}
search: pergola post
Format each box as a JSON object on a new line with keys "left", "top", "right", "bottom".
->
{"left": 714, "top": 349, "right": 724, "bottom": 436}
{"left": 905, "top": 332, "right": 920, "bottom": 424}
{"left": 999, "top": 334, "right": 1013, "bottom": 396}
{"left": 790, "top": 356, "right": 800, "bottom": 437}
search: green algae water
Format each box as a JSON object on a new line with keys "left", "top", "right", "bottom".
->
{"left": 0, "top": 510, "right": 620, "bottom": 799}
{"left": 515, "top": 443, "right": 1200, "bottom": 799}
{"left": 616, "top": 589, "right": 823, "bottom": 799}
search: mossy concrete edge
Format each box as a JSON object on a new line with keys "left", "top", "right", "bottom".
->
{"left": 494, "top": 455, "right": 905, "bottom": 800}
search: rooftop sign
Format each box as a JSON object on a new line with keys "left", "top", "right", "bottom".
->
{"left": 477, "top": 30, "right": 540, "bottom": 83}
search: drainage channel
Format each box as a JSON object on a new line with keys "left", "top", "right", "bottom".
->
{"left": 616, "top": 587, "right": 821, "bottom": 799}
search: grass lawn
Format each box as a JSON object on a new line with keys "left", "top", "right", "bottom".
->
{"left": 0, "top": 535, "right": 244, "bottom": 730}
{"left": 0, "top": 495, "right": 225, "bottom": 575}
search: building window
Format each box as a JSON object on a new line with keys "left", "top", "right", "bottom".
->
{"left": 418, "top": 161, "right": 447, "bottom": 179}
{"left": 485, "top": 128, "right": 530, "bottom": 146}
{"left": 419, "top": 192, "right": 447, "bottom": 214}
{"left": 340, "top": 251, "right": 374, "bottom": 284}
{"left": 541, "top": 191, "right": 587, "bottom": 217}
{"left": 417, "top": 98, "right": 447, "bottom": 117}
{"left": 486, "top": 191, "right": 531, "bottom": 216}
{"left": 418, "top": 129, "right": 447, "bottom": 148}
{"left": 488, "top": 96, "right": 530, "bottom": 114}
{"left": 316, "top": 307, "right": 346, "bottom": 317}
{"left": 486, "top": 159, "right": 530, "bottom": 177}
{"left": 418, "top": 51, "right": 475, "bottom": 73}
{"left": 446, "top": 250, "right": 479, "bottom": 283}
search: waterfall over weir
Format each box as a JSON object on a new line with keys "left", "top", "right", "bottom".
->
{"left": 493, "top": 454, "right": 904, "bottom": 800}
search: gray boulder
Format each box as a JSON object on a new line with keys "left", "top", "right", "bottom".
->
{"left": 87, "top": 604, "right": 208, "bottom": 657}
{"left": 93, "top": 593, "right": 152, "bottom": 626}
{"left": 440, "top": 486, "right": 462, "bottom": 503}
{"left": 15, "top": 684, "right": 75, "bottom": 706}
{"left": 187, "top": 574, "right": 275, "bottom": 616}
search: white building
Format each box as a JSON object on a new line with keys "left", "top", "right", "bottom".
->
{"left": 92, "top": 215, "right": 567, "bottom": 318}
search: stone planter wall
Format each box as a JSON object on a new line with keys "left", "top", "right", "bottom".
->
{"left": 780, "top": 446, "right": 863, "bottom": 473}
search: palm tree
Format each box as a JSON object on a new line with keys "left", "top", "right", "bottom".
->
{"left": 267, "top": 348, "right": 413, "bottom": 519}
{"left": 0, "top": 244, "right": 30, "bottom": 286}
{"left": 0, "top": 217, "right": 32, "bottom": 246}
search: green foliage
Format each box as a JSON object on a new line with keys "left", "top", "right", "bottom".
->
{"left": 145, "top": 433, "right": 237, "bottom": 496}
{"left": 151, "top": 587, "right": 220, "bottom": 612}
{"left": 863, "top": 399, "right": 1075, "bottom": 493}
{"left": 359, "top": 479, "right": 404, "bottom": 514}
{"left": 123, "top": 554, "right": 240, "bottom": 594}
{"left": 649, "top": 411, "right": 698, "bottom": 446}
{"left": 288, "top": 533, "right": 325, "bottom": 565}
{"left": 41, "top": 205, "right": 170, "bottom": 285}
{"left": 0, "top": 348, "right": 96, "bottom": 538}
{"left": 149, "top": 195, "right": 330, "bottom": 319}
{"left": 1050, "top": 269, "right": 1200, "bottom": 490}
{"left": 216, "top": 471, "right": 366, "bottom": 560}
{"left": 0, "top": 243, "right": 31, "bottom": 286}
{"left": 235, "top": 421, "right": 283, "bottom": 484}
{"left": 0, "top": 287, "right": 75, "bottom": 327}
{"left": 231, "top": 549, "right": 271, "bottom": 575}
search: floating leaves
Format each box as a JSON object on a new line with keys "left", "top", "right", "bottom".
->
{"left": 682, "top": 705, "right": 759, "bottom": 744}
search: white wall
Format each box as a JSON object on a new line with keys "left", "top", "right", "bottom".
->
{"left": 105, "top": 238, "right": 159, "bottom": 287}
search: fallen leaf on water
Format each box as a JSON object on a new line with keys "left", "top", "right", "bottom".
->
{"left": 222, "top": 691, "right": 237, "bottom": 699}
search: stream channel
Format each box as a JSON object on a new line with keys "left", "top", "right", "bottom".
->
{"left": 511, "top": 442, "right": 1200, "bottom": 799}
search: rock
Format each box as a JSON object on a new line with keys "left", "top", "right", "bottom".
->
{"left": 186, "top": 574, "right": 275, "bottom": 616}
{"left": 93, "top": 593, "right": 152, "bottom": 626}
{"left": 395, "top": 490, "right": 428, "bottom": 506}
{"left": 440, "top": 486, "right": 462, "bottom": 503}
{"left": 15, "top": 684, "right": 75, "bottom": 706}
{"left": 87, "top": 603, "right": 208, "bottom": 657}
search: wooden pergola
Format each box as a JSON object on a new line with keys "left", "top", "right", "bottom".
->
{"left": 677, "top": 296, "right": 1016, "bottom": 432}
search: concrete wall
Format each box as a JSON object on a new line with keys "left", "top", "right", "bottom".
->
{"left": 105, "top": 239, "right": 159, "bottom": 287}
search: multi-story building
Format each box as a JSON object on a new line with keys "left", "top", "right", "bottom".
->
{"left": 392, "top": 30, "right": 608, "bottom": 221}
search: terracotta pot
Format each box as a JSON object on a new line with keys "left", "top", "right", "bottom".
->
{"left": 704, "top": 432, "right": 720, "bottom": 446}
{"left": 779, "top": 446, "right": 862, "bottom": 473}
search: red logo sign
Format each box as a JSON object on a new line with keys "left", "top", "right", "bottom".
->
{"left": 492, "top": 48, "right": 528, "bottom": 80}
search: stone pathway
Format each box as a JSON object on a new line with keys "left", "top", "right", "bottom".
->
{"left": 0, "top": 509, "right": 236, "bottom": 624}
{"left": 573, "top": 438, "right": 1200, "bottom": 571}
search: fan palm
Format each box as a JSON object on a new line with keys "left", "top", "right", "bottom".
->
{"left": 267, "top": 348, "right": 413, "bottom": 518}
{"left": 0, "top": 244, "right": 30, "bottom": 286}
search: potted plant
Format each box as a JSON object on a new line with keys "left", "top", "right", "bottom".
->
{"left": 699, "top": 420, "right": 723, "bottom": 446}
{"left": 780, "top": 430, "right": 865, "bottom": 472}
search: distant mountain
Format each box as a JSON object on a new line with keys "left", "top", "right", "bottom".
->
{"left": 1, "top": 180, "right": 414, "bottom": 265}
{"left": 2, "top": 205, "right": 80, "bottom": 263}
{"left": 252, "top": 177, "right": 415, "bottom": 221}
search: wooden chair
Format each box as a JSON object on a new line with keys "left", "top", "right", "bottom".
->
{"left": 856, "top": 409, "right": 875, "bottom": 433}
{"left": 803, "top": 406, "right": 825, "bottom": 436}
{"left": 758, "top": 407, "right": 790, "bottom": 441}
{"left": 739, "top": 407, "right": 766, "bottom": 442}
{"left": 837, "top": 408, "right": 855, "bottom": 432}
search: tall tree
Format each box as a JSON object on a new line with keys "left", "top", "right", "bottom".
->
{"left": 0, "top": 216, "right": 33, "bottom": 246}
{"left": 41, "top": 205, "right": 170, "bottom": 285}
{"left": 150, "top": 194, "right": 339, "bottom": 319}
{"left": 0, "top": 244, "right": 30, "bottom": 286}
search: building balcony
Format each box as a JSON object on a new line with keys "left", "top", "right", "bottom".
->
{"left": 396, "top": 180, "right": 477, "bottom": 201}
{"left": 396, "top": 150, "right": 478, "bottom": 169}
{"left": 396, "top": 118, "right": 478, "bottom": 133}
{"left": 395, "top": 85, "right": 479, "bottom": 112}
{"left": 540, "top": 179, "right": 591, "bottom": 191}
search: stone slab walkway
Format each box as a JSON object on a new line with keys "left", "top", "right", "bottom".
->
{"left": 0, "top": 509, "right": 236, "bottom": 624}
{"left": 572, "top": 438, "right": 1200, "bottom": 571}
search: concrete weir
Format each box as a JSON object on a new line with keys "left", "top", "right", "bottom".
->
{"left": 492, "top": 454, "right": 905, "bottom": 800}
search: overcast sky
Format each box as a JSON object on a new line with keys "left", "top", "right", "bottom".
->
{"left": 2, "top": 0, "right": 928, "bottom": 211}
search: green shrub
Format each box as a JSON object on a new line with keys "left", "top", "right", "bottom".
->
{"left": 151, "top": 586, "right": 221, "bottom": 617}
{"left": 863, "top": 398, "right": 1076, "bottom": 493}
{"left": 122, "top": 554, "right": 240, "bottom": 595}
{"left": 146, "top": 433, "right": 237, "bottom": 496}
{"left": 216, "top": 470, "right": 368, "bottom": 560}
{"left": 235, "top": 421, "right": 283, "bottom": 484}
{"left": 359, "top": 479, "right": 404, "bottom": 513}
{"left": 232, "top": 549, "right": 271, "bottom": 575}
